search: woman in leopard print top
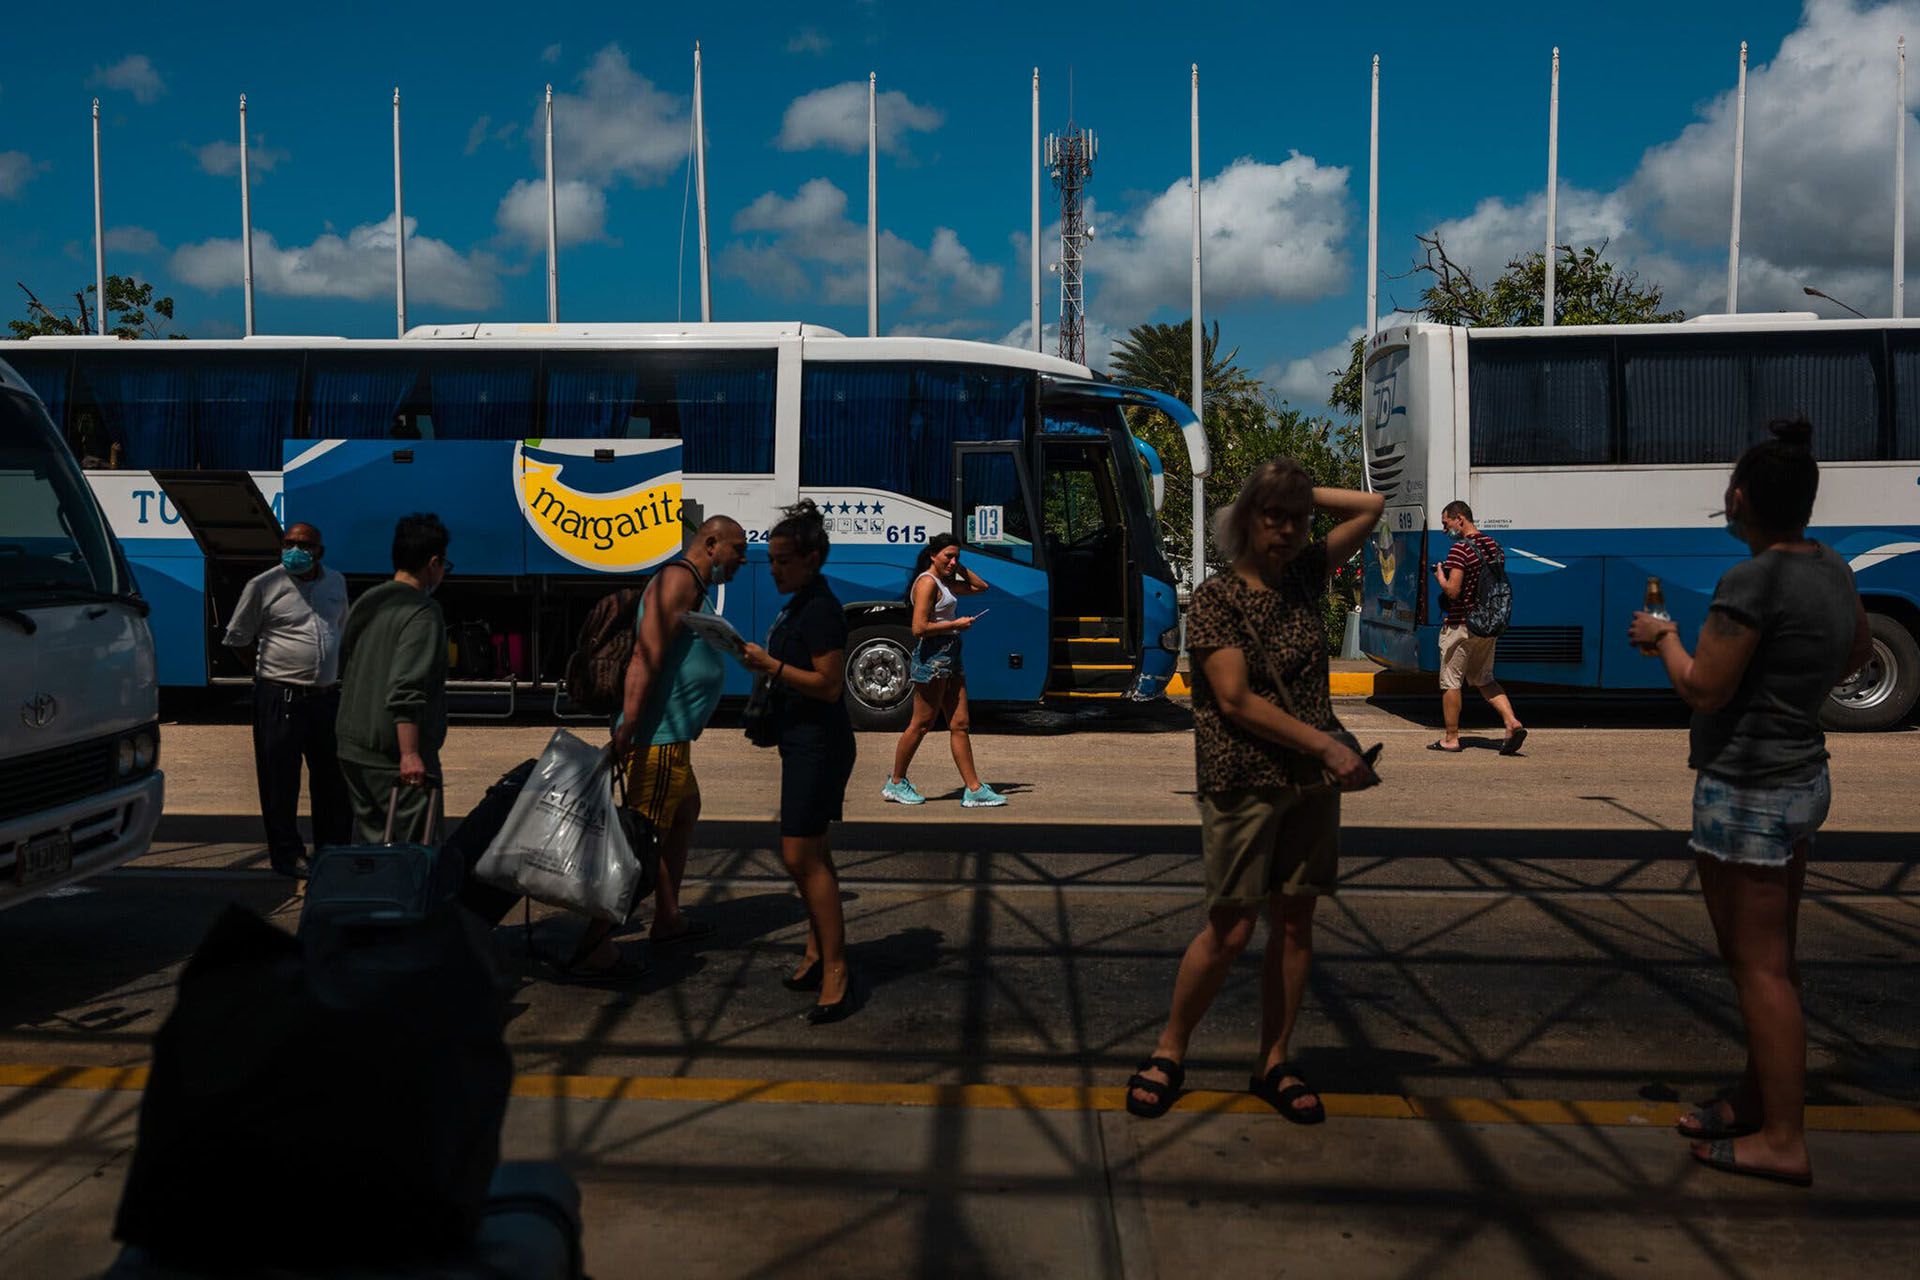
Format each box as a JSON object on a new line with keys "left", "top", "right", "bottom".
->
{"left": 1124, "top": 459, "right": 1383, "bottom": 1125}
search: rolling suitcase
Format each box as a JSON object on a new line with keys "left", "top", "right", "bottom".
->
{"left": 300, "top": 785, "right": 461, "bottom": 934}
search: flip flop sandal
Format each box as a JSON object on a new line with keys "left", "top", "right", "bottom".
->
{"left": 1124, "top": 1056, "right": 1185, "bottom": 1119}
{"left": 1692, "top": 1139, "right": 1812, "bottom": 1187}
{"left": 1250, "top": 1062, "right": 1326, "bottom": 1125}
{"left": 1500, "top": 727, "right": 1529, "bottom": 756}
{"left": 1676, "top": 1102, "right": 1761, "bottom": 1141}
{"left": 1426, "top": 741, "right": 1464, "bottom": 753}
{"left": 651, "top": 917, "right": 716, "bottom": 947}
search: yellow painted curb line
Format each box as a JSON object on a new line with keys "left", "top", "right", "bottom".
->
{"left": 5, "top": 1063, "right": 1917, "bottom": 1133}
{"left": 1167, "top": 671, "right": 1378, "bottom": 698}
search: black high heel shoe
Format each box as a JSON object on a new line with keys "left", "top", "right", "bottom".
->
{"left": 804, "top": 969, "right": 860, "bottom": 1026}
{"left": 782, "top": 958, "right": 822, "bottom": 992}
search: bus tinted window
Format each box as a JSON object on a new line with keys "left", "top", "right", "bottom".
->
{"left": 307, "top": 353, "right": 428, "bottom": 440}
{"left": 1885, "top": 336, "right": 1920, "bottom": 459}
{"left": 3, "top": 354, "right": 72, "bottom": 441}
{"left": 802, "top": 362, "right": 1030, "bottom": 509}
{"left": 545, "top": 350, "right": 776, "bottom": 471}
{"left": 1468, "top": 340, "right": 1611, "bottom": 466}
{"left": 194, "top": 356, "right": 300, "bottom": 468}
{"left": 70, "top": 353, "right": 297, "bottom": 471}
{"left": 425, "top": 354, "right": 537, "bottom": 440}
{"left": 1620, "top": 335, "right": 1880, "bottom": 464}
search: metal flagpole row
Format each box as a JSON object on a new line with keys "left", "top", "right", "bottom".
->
{"left": 393, "top": 88, "right": 407, "bottom": 337}
{"left": 1031, "top": 69, "right": 1042, "bottom": 352}
{"left": 1728, "top": 41, "right": 1747, "bottom": 313}
{"left": 92, "top": 100, "right": 106, "bottom": 335}
{"left": 1189, "top": 64, "right": 1205, "bottom": 587}
{"left": 693, "top": 45, "right": 712, "bottom": 323}
{"left": 1897, "top": 36, "right": 1908, "bottom": 319}
{"left": 545, "top": 85, "right": 558, "bottom": 323}
{"left": 239, "top": 95, "right": 255, "bottom": 336}
{"left": 1544, "top": 49, "right": 1559, "bottom": 329}
{"left": 1363, "top": 55, "right": 1379, "bottom": 494}
{"left": 867, "top": 72, "right": 878, "bottom": 336}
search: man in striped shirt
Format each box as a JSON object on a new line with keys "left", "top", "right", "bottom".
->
{"left": 1431, "top": 501, "right": 1527, "bottom": 755}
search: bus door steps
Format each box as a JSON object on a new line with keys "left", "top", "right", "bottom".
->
{"left": 1045, "top": 617, "right": 1136, "bottom": 695}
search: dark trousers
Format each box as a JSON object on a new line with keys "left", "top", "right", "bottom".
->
{"left": 339, "top": 755, "right": 444, "bottom": 848}
{"left": 251, "top": 680, "right": 352, "bottom": 871}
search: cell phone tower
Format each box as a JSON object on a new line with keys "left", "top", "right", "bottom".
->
{"left": 1046, "top": 118, "right": 1097, "bottom": 365}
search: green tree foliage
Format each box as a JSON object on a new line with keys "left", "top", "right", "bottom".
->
{"left": 1112, "top": 319, "right": 1361, "bottom": 599}
{"left": 10, "top": 275, "right": 183, "bottom": 339}
{"left": 1328, "top": 235, "right": 1680, "bottom": 418}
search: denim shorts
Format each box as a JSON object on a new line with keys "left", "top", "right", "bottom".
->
{"left": 1689, "top": 766, "right": 1830, "bottom": 867}
{"left": 910, "top": 637, "right": 962, "bottom": 685}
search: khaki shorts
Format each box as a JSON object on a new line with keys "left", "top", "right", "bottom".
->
{"left": 1438, "top": 623, "right": 1497, "bottom": 690}
{"left": 1198, "top": 786, "right": 1341, "bottom": 905}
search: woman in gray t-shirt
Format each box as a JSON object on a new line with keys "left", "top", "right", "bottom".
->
{"left": 1628, "top": 418, "right": 1871, "bottom": 1191}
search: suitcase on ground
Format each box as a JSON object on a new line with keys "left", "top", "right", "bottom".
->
{"left": 444, "top": 760, "right": 538, "bottom": 927}
{"left": 300, "top": 786, "right": 461, "bottom": 933}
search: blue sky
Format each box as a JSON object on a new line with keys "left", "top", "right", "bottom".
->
{"left": 4, "top": 1, "right": 1909, "bottom": 413}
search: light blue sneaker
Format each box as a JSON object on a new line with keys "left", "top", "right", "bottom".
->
{"left": 881, "top": 777, "right": 926, "bottom": 806}
{"left": 961, "top": 783, "right": 1008, "bottom": 808}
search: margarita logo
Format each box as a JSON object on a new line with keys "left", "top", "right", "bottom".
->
{"left": 513, "top": 440, "right": 685, "bottom": 572}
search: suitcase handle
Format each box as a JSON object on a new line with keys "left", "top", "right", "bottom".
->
{"left": 382, "top": 779, "right": 443, "bottom": 846}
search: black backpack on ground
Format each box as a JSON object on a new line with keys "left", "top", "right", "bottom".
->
{"left": 1462, "top": 537, "right": 1513, "bottom": 639}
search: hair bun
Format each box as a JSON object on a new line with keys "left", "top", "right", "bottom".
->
{"left": 782, "top": 498, "right": 826, "bottom": 523}
{"left": 1767, "top": 417, "right": 1813, "bottom": 449}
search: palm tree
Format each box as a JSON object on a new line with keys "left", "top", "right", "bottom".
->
{"left": 1108, "top": 319, "right": 1257, "bottom": 408}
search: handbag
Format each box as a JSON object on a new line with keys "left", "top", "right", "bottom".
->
{"left": 1235, "top": 595, "right": 1383, "bottom": 791}
{"left": 741, "top": 674, "right": 783, "bottom": 748}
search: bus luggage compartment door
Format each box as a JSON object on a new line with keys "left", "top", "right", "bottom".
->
{"left": 146, "top": 469, "right": 284, "bottom": 680}
{"left": 952, "top": 442, "right": 1049, "bottom": 705}
{"left": 1361, "top": 505, "right": 1423, "bottom": 669}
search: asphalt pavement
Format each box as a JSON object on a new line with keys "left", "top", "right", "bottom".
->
{"left": 1, "top": 693, "right": 1915, "bottom": 1277}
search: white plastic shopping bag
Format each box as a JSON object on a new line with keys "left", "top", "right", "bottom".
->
{"left": 475, "top": 728, "right": 642, "bottom": 923}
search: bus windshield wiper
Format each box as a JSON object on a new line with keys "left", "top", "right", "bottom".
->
{"left": 0, "top": 580, "right": 152, "bottom": 616}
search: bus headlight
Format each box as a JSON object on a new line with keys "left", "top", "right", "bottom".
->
{"left": 117, "top": 739, "right": 136, "bottom": 776}
{"left": 133, "top": 731, "right": 156, "bottom": 771}
{"left": 1160, "top": 625, "right": 1181, "bottom": 650}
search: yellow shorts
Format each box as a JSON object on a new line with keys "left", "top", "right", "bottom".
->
{"left": 621, "top": 740, "right": 697, "bottom": 829}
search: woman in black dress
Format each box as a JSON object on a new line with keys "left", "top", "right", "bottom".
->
{"left": 742, "top": 501, "right": 860, "bottom": 1024}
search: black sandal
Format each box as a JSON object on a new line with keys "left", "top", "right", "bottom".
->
{"left": 1124, "top": 1056, "right": 1185, "bottom": 1119}
{"left": 1676, "top": 1089, "right": 1761, "bottom": 1140}
{"left": 1250, "top": 1062, "right": 1326, "bottom": 1125}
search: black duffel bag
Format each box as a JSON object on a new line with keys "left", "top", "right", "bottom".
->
{"left": 113, "top": 904, "right": 513, "bottom": 1270}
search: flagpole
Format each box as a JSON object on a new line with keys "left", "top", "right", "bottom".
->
{"left": 393, "top": 87, "right": 407, "bottom": 337}
{"left": 1544, "top": 48, "right": 1559, "bottom": 328}
{"left": 867, "top": 72, "right": 878, "bottom": 336}
{"left": 545, "top": 84, "right": 558, "bottom": 323}
{"left": 240, "top": 94, "right": 255, "bottom": 336}
{"left": 1898, "top": 36, "right": 1907, "bottom": 319}
{"left": 1363, "top": 55, "right": 1380, "bottom": 493}
{"left": 1190, "top": 63, "right": 1205, "bottom": 586}
{"left": 1729, "top": 41, "right": 1747, "bottom": 313}
{"left": 1031, "top": 68, "right": 1042, "bottom": 352}
{"left": 694, "top": 44, "right": 712, "bottom": 323}
{"left": 92, "top": 99, "right": 106, "bottom": 336}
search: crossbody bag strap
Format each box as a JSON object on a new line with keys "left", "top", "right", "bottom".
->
{"left": 1229, "top": 588, "right": 1307, "bottom": 723}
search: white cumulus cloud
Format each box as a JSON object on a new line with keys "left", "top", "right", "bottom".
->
{"left": 494, "top": 178, "right": 610, "bottom": 249}
{"left": 0, "top": 150, "right": 42, "bottom": 199}
{"left": 776, "top": 81, "right": 944, "bottom": 155}
{"left": 88, "top": 55, "right": 165, "bottom": 104}
{"left": 1089, "top": 154, "right": 1352, "bottom": 320}
{"left": 997, "top": 318, "right": 1124, "bottom": 372}
{"left": 722, "top": 177, "right": 1001, "bottom": 317}
{"left": 787, "top": 30, "right": 831, "bottom": 56}
{"left": 170, "top": 214, "right": 500, "bottom": 309}
{"left": 104, "top": 225, "right": 161, "bottom": 255}
{"left": 537, "top": 45, "right": 689, "bottom": 187}
{"left": 195, "top": 137, "right": 288, "bottom": 177}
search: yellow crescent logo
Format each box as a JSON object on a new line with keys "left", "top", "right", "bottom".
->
{"left": 1374, "top": 523, "right": 1398, "bottom": 588}
{"left": 514, "top": 442, "right": 685, "bottom": 572}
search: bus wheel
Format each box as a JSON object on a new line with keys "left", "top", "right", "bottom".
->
{"left": 1822, "top": 612, "right": 1920, "bottom": 732}
{"left": 845, "top": 624, "right": 916, "bottom": 731}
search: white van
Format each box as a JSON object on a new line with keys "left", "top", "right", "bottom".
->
{"left": 0, "top": 357, "right": 163, "bottom": 908}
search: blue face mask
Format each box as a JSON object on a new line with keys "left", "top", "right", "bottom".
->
{"left": 282, "top": 546, "right": 316, "bottom": 575}
{"left": 710, "top": 557, "right": 738, "bottom": 585}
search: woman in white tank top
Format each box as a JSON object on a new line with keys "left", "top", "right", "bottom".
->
{"left": 882, "top": 535, "right": 1007, "bottom": 807}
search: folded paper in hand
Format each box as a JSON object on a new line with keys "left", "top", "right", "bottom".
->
{"left": 683, "top": 610, "right": 748, "bottom": 661}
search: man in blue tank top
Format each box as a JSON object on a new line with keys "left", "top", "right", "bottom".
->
{"left": 562, "top": 516, "right": 746, "bottom": 981}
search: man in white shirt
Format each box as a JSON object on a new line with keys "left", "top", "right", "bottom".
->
{"left": 224, "top": 521, "right": 352, "bottom": 877}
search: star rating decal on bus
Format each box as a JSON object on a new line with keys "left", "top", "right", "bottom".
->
{"left": 826, "top": 500, "right": 884, "bottom": 515}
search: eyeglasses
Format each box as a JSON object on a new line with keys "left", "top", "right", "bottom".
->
{"left": 282, "top": 538, "right": 319, "bottom": 550}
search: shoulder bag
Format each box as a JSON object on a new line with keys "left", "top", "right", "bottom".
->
{"left": 1233, "top": 593, "right": 1383, "bottom": 791}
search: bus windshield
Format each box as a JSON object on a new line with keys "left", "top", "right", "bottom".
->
{"left": 0, "top": 387, "right": 129, "bottom": 610}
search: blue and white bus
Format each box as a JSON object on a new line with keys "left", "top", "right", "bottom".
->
{"left": 0, "top": 323, "right": 1208, "bottom": 730}
{"left": 1359, "top": 315, "right": 1920, "bottom": 730}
